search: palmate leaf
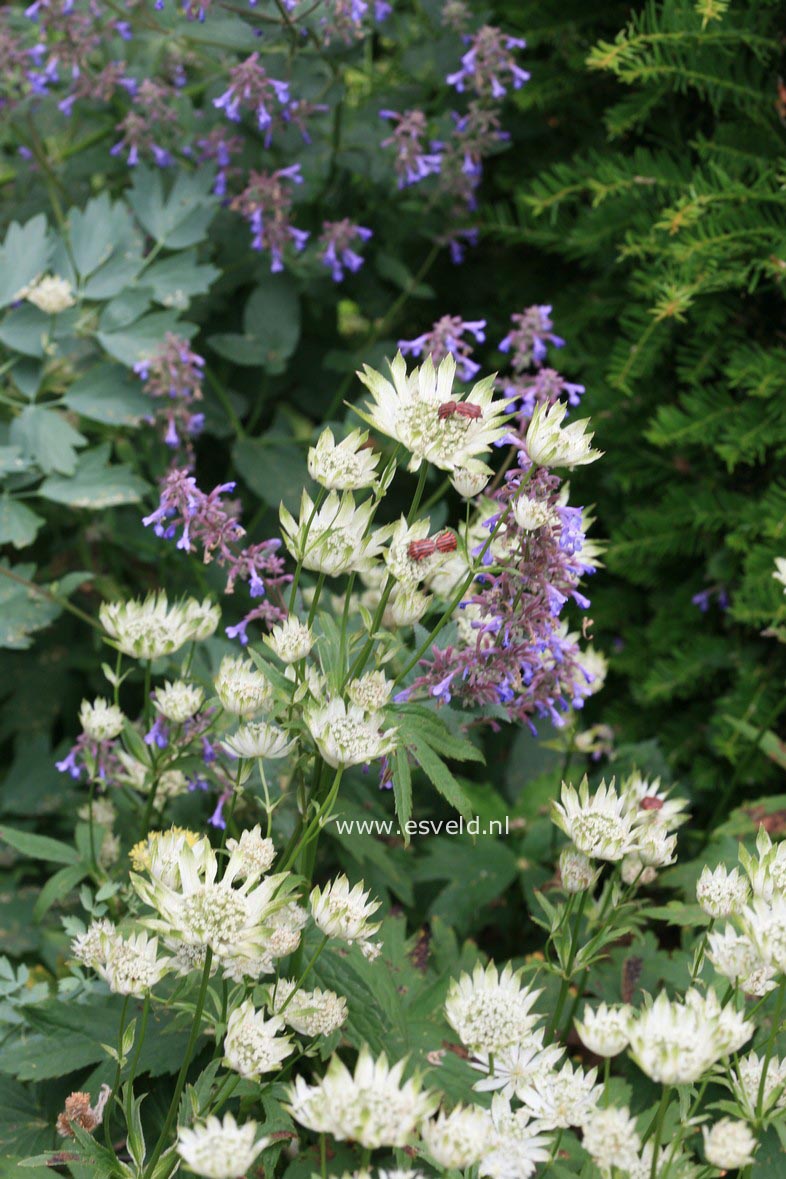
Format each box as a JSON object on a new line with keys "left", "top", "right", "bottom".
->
{"left": 390, "top": 705, "right": 483, "bottom": 827}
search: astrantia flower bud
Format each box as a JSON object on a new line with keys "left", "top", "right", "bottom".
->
{"left": 451, "top": 467, "right": 490, "bottom": 497}
{"left": 558, "top": 846, "right": 601, "bottom": 893}
{"left": 224, "top": 999, "right": 294, "bottom": 1078}
{"left": 307, "top": 426, "right": 380, "bottom": 490}
{"left": 620, "top": 854, "right": 658, "bottom": 887}
{"left": 581, "top": 1106, "right": 641, "bottom": 1174}
{"left": 421, "top": 1104, "right": 489, "bottom": 1169}
{"left": 697, "top": 864, "right": 750, "bottom": 918}
{"left": 702, "top": 1118, "right": 757, "bottom": 1170}
{"left": 215, "top": 656, "right": 271, "bottom": 715}
{"left": 525, "top": 400, "right": 601, "bottom": 470}
{"left": 22, "top": 274, "right": 76, "bottom": 314}
{"left": 177, "top": 1113, "right": 270, "bottom": 1179}
{"left": 575, "top": 1003, "right": 631, "bottom": 1057}
{"left": 154, "top": 680, "right": 204, "bottom": 723}
{"left": 264, "top": 616, "right": 314, "bottom": 663}
{"left": 735, "top": 1051, "right": 786, "bottom": 1116}
{"left": 310, "top": 875, "right": 382, "bottom": 957}
{"left": 388, "top": 585, "right": 431, "bottom": 627}
{"left": 222, "top": 722, "right": 294, "bottom": 759}
{"left": 79, "top": 697, "right": 125, "bottom": 741}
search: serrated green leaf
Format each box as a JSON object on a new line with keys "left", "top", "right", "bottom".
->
{"left": 0, "top": 216, "right": 52, "bottom": 310}
{"left": 38, "top": 444, "right": 148, "bottom": 508}
{"left": 405, "top": 734, "right": 473, "bottom": 819}
{"left": 392, "top": 746, "right": 413, "bottom": 839}
{"left": 9, "top": 406, "right": 86, "bottom": 475}
{"left": 0, "top": 496, "right": 44, "bottom": 549}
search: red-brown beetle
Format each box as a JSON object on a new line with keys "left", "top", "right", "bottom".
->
{"left": 434, "top": 531, "right": 458, "bottom": 553}
{"left": 407, "top": 538, "right": 438, "bottom": 561}
{"left": 437, "top": 400, "right": 458, "bottom": 420}
{"left": 455, "top": 402, "right": 483, "bottom": 420}
{"left": 639, "top": 796, "right": 664, "bottom": 811}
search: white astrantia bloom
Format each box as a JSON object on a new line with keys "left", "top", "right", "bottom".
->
{"left": 627, "top": 989, "right": 753, "bottom": 1084}
{"left": 305, "top": 698, "right": 397, "bottom": 769}
{"left": 222, "top": 721, "right": 294, "bottom": 760}
{"left": 153, "top": 680, "right": 204, "bottom": 723}
{"left": 707, "top": 924, "right": 777, "bottom": 997}
{"left": 166, "top": 939, "right": 214, "bottom": 978}
{"left": 214, "top": 656, "right": 271, "bottom": 716}
{"left": 773, "top": 556, "right": 786, "bottom": 592}
{"left": 220, "top": 902, "right": 309, "bottom": 981}
{"left": 99, "top": 593, "right": 219, "bottom": 660}
{"left": 739, "top": 825, "right": 786, "bottom": 900}
{"left": 177, "top": 1113, "right": 269, "bottom": 1179}
{"left": 264, "top": 616, "right": 314, "bottom": 663}
{"left": 516, "top": 1060, "right": 601, "bottom": 1130}
{"left": 558, "top": 846, "right": 602, "bottom": 893}
{"left": 287, "top": 1047, "right": 439, "bottom": 1148}
{"left": 525, "top": 400, "right": 601, "bottom": 470}
{"left": 357, "top": 351, "right": 509, "bottom": 474}
{"left": 702, "top": 1118, "right": 757, "bottom": 1170}
{"left": 268, "top": 978, "right": 347, "bottom": 1037}
{"left": 479, "top": 1095, "right": 552, "bottom": 1179}
{"left": 513, "top": 495, "right": 558, "bottom": 533}
{"left": 225, "top": 826, "right": 275, "bottom": 877}
{"left": 130, "top": 828, "right": 211, "bottom": 890}
{"left": 310, "top": 874, "right": 382, "bottom": 958}
{"left": 95, "top": 928, "right": 172, "bottom": 997}
{"left": 452, "top": 466, "right": 490, "bottom": 498}
{"left": 79, "top": 697, "right": 125, "bottom": 741}
{"left": 472, "top": 1037, "right": 565, "bottom": 1101}
{"left": 551, "top": 777, "right": 641, "bottom": 862}
{"left": 619, "top": 772, "right": 690, "bottom": 830}
{"left": 445, "top": 961, "right": 543, "bottom": 1055}
{"left": 23, "top": 274, "right": 76, "bottom": 314}
{"left": 280, "top": 489, "right": 383, "bottom": 577}
{"left": 383, "top": 516, "right": 444, "bottom": 586}
{"left": 741, "top": 893, "right": 786, "bottom": 973}
{"left": 307, "top": 426, "right": 381, "bottom": 490}
{"left": 116, "top": 749, "right": 189, "bottom": 800}
{"left": 697, "top": 864, "right": 750, "bottom": 919}
{"left": 387, "top": 584, "right": 431, "bottom": 627}
{"left": 635, "top": 825, "right": 678, "bottom": 868}
{"left": 420, "top": 1104, "right": 490, "bottom": 1170}
{"left": 223, "top": 998, "right": 294, "bottom": 1078}
{"left": 346, "top": 670, "right": 392, "bottom": 712}
{"left": 734, "top": 1051, "right": 786, "bottom": 1117}
{"left": 131, "top": 835, "right": 298, "bottom": 962}
{"left": 71, "top": 918, "right": 117, "bottom": 967}
{"left": 575, "top": 1003, "right": 632, "bottom": 1058}
{"left": 620, "top": 854, "right": 658, "bottom": 888}
{"left": 581, "top": 1105, "right": 641, "bottom": 1175}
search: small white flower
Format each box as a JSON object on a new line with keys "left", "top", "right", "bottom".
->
{"left": 516, "top": 1060, "right": 601, "bottom": 1130}
{"left": 472, "top": 1037, "right": 564, "bottom": 1101}
{"left": 310, "top": 874, "right": 382, "bottom": 957}
{"left": 305, "top": 698, "right": 397, "bottom": 768}
{"left": 79, "top": 697, "right": 125, "bottom": 741}
{"left": 346, "top": 671, "right": 392, "bottom": 712}
{"left": 383, "top": 516, "right": 443, "bottom": 587}
{"left": 215, "top": 656, "right": 271, "bottom": 716}
{"left": 581, "top": 1105, "right": 641, "bottom": 1174}
{"left": 421, "top": 1104, "right": 490, "bottom": 1170}
{"left": 552, "top": 777, "right": 641, "bottom": 862}
{"left": 697, "top": 864, "right": 750, "bottom": 918}
{"left": 445, "top": 961, "right": 542, "bottom": 1055}
{"left": 480, "top": 1095, "right": 552, "bottom": 1179}
{"left": 23, "top": 274, "right": 75, "bottom": 314}
{"left": 268, "top": 979, "right": 347, "bottom": 1037}
{"left": 287, "top": 1047, "right": 438, "bottom": 1148}
{"left": 99, "top": 593, "right": 218, "bottom": 660}
{"left": 307, "top": 427, "right": 380, "bottom": 490}
{"left": 627, "top": 989, "right": 753, "bottom": 1084}
{"left": 739, "top": 826, "right": 786, "bottom": 900}
{"left": 264, "top": 616, "right": 314, "bottom": 663}
{"left": 559, "top": 846, "right": 602, "bottom": 893}
{"left": 525, "top": 400, "right": 602, "bottom": 470}
{"left": 451, "top": 467, "right": 490, "bottom": 497}
{"left": 77, "top": 796, "right": 116, "bottom": 828}
{"left": 153, "top": 680, "right": 204, "bottom": 723}
{"left": 707, "top": 924, "right": 777, "bottom": 996}
{"left": 224, "top": 998, "right": 294, "bottom": 1078}
{"left": 620, "top": 772, "right": 690, "bottom": 830}
{"left": 575, "top": 1003, "right": 632, "bottom": 1057}
{"left": 95, "top": 928, "right": 171, "bottom": 997}
{"left": 357, "top": 351, "right": 509, "bottom": 474}
{"left": 177, "top": 1113, "right": 269, "bottom": 1179}
{"left": 184, "top": 598, "right": 221, "bottom": 641}
{"left": 225, "top": 826, "right": 275, "bottom": 877}
{"left": 741, "top": 893, "right": 786, "bottom": 973}
{"left": 635, "top": 825, "right": 678, "bottom": 868}
{"left": 222, "top": 722, "right": 294, "bottom": 760}
{"left": 280, "top": 489, "right": 383, "bottom": 577}
{"left": 513, "top": 496, "right": 558, "bottom": 532}
{"left": 387, "top": 584, "right": 431, "bottom": 627}
{"left": 702, "top": 1118, "right": 757, "bottom": 1170}
{"left": 734, "top": 1051, "right": 786, "bottom": 1117}
{"left": 620, "top": 854, "right": 658, "bottom": 887}
{"left": 71, "top": 918, "right": 117, "bottom": 967}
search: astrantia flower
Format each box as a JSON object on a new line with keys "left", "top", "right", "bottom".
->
{"left": 445, "top": 961, "right": 542, "bottom": 1054}
{"left": 71, "top": 918, "right": 117, "bottom": 967}
{"left": 264, "top": 616, "right": 314, "bottom": 663}
{"left": 153, "top": 680, "right": 204, "bottom": 723}
{"left": 95, "top": 928, "right": 172, "bottom": 997}
{"left": 575, "top": 1003, "right": 631, "bottom": 1057}
{"left": 739, "top": 826, "right": 786, "bottom": 900}
{"left": 307, "top": 427, "right": 380, "bottom": 490}
{"left": 421, "top": 1104, "right": 489, "bottom": 1169}
{"left": 346, "top": 670, "right": 392, "bottom": 712}
{"left": 741, "top": 893, "right": 786, "bottom": 973}
{"left": 472, "top": 1037, "right": 564, "bottom": 1100}
{"left": 513, "top": 495, "right": 558, "bottom": 532}
{"left": 558, "top": 846, "right": 601, "bottom": 893}
{"left": 22, "top": 274, "right": 75, "bottom": 313}
{"left": 734, "top": 1050, "right": 786, "bottom": 1117}
{"left": 268, "top": 979, "right": 347, "bottom": 1037}
{"left": 516, "top": 1060, "right": 600, "bottom": 1130}
{"left": 280, "top": 489, "right": 383, "bottom": 576}
{"left": 215, "top": 656, "right": 271, "bottom": 716}
{"left": 224, "top": 826, "right": 275, "bottom": 877}
{"left": 581, "top": 1106, "right": 641, "bottom": 1174}
{"left": 707, "top": 924, "right": 777, "bottom": 996}
{"left": 177, "top": 1113, "right": 269, "bottom": 1179}
{"left": 452, "top": 466, "right": 490, "bottom": 497}
{"left": 480, "top": 1095, "right": 551, "bottom": 1179}
{"left": 525, "top": 400, "right": 601, "bottom": 470}
{"left": 627, "top": 989, "right": 753, "bottom": 1084}
{"left": 287, "top": 1047, "right": 438, "bottom": 1148}
{"left": 222, "top": 722, "right": 294, "bottom": 760}
{"left": 388, "top": 584, "right": 431, "bottom": 626}
{"left": 305, "top": 698, "right": 397, "bottom": 768}
{"left": 357, "top": 351, "right": 508, "bottom": 474}
{"left": 697, "top": 864, "right": 750, "bottom": 918}
{"left": 551, "top": 777, "right": 641, "bottom": 862}
{"left": 79, "top": 697, "right": 125, "bottom": 741}
{"left": 99, "top": 593, "right": 219, "bottom": 660}
{"left": 224, "top": 999, "right": 294, "bottom": 1078}
{"left": 310, "top": 874, "right": 382, "bottom": 957}
{"left": 702, "top": 1118, "right": 757, "bottom": 1170}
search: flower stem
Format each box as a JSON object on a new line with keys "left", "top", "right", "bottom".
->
{"left": 756, "top": 977, "right": 786, "bottom": 1119}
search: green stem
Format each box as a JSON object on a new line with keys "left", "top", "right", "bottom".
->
{"left": 143, "top": 949, "right": 214, "bottom": 1179}
{"left": 104, "top": 995, "right": 131, "bottom": 1147}
{"left": 756, "top": 978, "right": 786, "bottom": 1119}
{"left": 277, "top": 935, "right": 330, "bottom": 1014}
{"left": 126, "top": 993, "right": 150, "bottom": 1101}
{"left": 549, "top": 890, "right": 589, "bottom": 1040}
{"left": 0, "top": 564, "right": 100, "bottom": 632}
